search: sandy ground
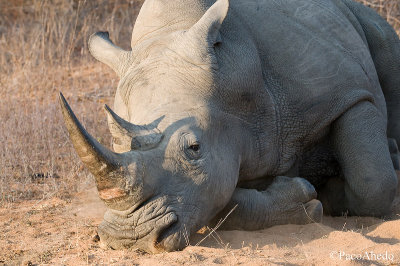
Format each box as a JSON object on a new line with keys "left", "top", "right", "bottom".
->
{"left": 1, "top": 175, "right": 400, "bottom": 266}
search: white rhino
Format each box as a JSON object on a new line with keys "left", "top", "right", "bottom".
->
{"left": 60, "top": 0, "right": 400, "bottom": 253}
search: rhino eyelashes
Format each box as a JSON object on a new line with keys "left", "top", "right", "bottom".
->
{"left": 104, "top": 104, "right": 164, "bottom": 151}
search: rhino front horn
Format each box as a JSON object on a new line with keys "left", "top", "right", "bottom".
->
{"left": 59, "top": 93, "right": 138, "bottom": 209}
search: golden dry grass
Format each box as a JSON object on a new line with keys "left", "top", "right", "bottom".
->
{"left": 0, "top": 0, "right": 144, "bottom": 205}
{"left": 359, "top": 0, "right": 400, "bottom": 36}
{"left": 0, "top": 0, "right": 399, "bottom": 205}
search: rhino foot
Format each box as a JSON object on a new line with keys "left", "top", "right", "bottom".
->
{"left": 303, "top": 199, "right": 323, "bottom": 223}
{"left": 267, "top": 176, "right": 323, "bottom": 225}
{"left": 210, "top": 176, "right": 323, "bottom": 231}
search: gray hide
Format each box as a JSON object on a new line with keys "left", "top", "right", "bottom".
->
{"left": 60, "top": 0, "right": 400, "bottom": 253}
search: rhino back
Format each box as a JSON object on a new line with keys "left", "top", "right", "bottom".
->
{"left": 230, "top": 0, "right": 387, "bottom": 173}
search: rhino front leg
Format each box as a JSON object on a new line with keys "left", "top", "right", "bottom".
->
{"left": 210, "top": 176, "right": 323, "bottom": 231}
{"left": 321, "top": 101, "right": 398, "bottom": 216}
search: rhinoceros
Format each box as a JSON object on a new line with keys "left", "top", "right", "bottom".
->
{"left": 60, "top": 0, "right": 400, "bottom": 252}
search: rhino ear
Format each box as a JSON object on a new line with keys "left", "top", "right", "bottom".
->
{"left": 88, "top": 32, "right": 131, "bottom": 77}
{"left": 186, "top": 0, "right": 229, "bottom": 47}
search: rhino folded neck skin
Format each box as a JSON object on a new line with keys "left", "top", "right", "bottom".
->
{"left": 60, "top": 0, "right": 276, "bottom": 252}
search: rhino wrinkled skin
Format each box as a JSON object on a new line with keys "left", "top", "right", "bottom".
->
{"left": 60, "top": 0, "right": 400, "bottom": 252}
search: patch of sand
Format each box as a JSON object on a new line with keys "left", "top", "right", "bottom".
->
{"left": 1, "top": 184, "right": 400, "bottom": 265}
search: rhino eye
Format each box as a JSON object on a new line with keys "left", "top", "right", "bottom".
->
{"left": 188, "top": 143, "right": 200, "bottom": 152}
{"left": 184, "top": 142, "right": 201, "bottom": 160}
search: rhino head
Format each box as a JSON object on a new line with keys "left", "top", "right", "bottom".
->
{"left": 60, "top": 0, "right": 258, "bottom": 252}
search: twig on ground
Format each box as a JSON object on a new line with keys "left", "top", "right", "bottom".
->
{"left": 195, "top": 204, "right": 238, "bottom": 247}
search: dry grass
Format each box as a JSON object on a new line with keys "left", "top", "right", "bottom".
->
{"left": 0, "top": 0, "right": 399, "bottom": 206}
{"left": 359, "top": 0, "right": 400, "bottom": 36}
{"left": 0, "top": 0, "right": 144, "bottom": 205}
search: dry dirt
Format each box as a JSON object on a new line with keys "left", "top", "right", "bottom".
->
{"left": 1, "top": 175, "right": 400, "bottom": 266}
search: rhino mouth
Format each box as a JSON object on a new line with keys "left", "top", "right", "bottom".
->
{"left": 129, "top": 198, "right": 192, "bottom": 252}
{"left": 155, "top": 218, "right": 184, "bottom": 251}
{"left": 155, "top": 204, "right": 205, "bottom": 251}
{"left": 98, "top": 192, "right": 197, "bottom": 253}
{"left": 149, "top": 211, "right": 181, "bottom": 251}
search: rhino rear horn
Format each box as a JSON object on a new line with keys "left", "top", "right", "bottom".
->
{"left": 104, "top": 105, "right": 163, "bottom": 151}
{"left": 59, "top": 93, "right": 132, "bottom": 203}
{"left": 88, "top": 32, "right": 131, "bottom": 77}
